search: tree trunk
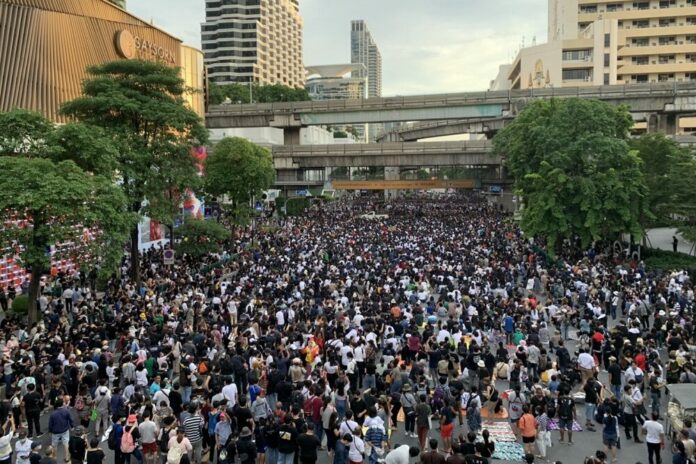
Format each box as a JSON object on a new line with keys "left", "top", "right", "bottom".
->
{"left": 168, "top": 224, "right": 175, "bottom": 248}
{"left": 130, "top": 225, "right": 141, "bottom": 288}
{"left": 27, "top": 265, "right": 42, "bottom": 326}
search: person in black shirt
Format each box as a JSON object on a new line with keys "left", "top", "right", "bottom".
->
{"left": 237, "top": 427, "right": 257, "bottom": 464}
{"left": 233, "top": 397, "right": 254, "bottom": 435}
{"left": 607, "top": 356, "right": 622, "bottom": 399}
{"left": 85, "top": 438, "right": 104, "bottom": 464}
{"left": 464, "top": 443, "right": 488, "bottom": 464}
{"left": 22, "top": 383, "right": 43, "bottom": 438}
{"left": 459, "top": 432, "right": 477, "bottom": 456}
{"left": 29, "top": 442, "right": 42, "bottom": 464}
{"left": 297, "top": 423, "right": 321, "bottom": 464}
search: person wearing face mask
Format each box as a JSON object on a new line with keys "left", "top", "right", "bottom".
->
{"left": 14, "top": 427, "right": 33, "bottom": 464}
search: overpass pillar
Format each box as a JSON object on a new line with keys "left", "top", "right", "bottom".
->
{"left": 647, "top": 114, "right": 677, "bottom": 134}
{"left": 284, "top": 128, "right": 301, "bottom": 145}
{"left": 384, "top": 167, "right": 400, "bottom": 199}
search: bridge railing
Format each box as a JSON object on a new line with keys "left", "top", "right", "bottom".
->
{"left": 208, "top": 81, "right": 696, "bottom": 115}
{"left": 272, "top": 140, "right": 496, "bottom": 157}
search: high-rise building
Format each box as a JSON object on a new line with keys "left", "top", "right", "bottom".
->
{"left": 497, "top": 0, "right": 696, "bottom": 91}
{"left": 201, "top": 0, "right": 304, "bottom": 88}
{"left": 351, "top": 20, "right": 382, "bottom": 97}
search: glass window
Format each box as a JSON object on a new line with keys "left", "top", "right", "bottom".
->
{"left": 604, "top": 33, "right": 611, "bottom": 47}
{"left": 562, "top": 69, "right": 592, "bottom": 80}
{"left": 604, "top": 73, "right": 610, "bottom": 85}
{"left": 604, "top": 53, "right": 610, "bottom": 67}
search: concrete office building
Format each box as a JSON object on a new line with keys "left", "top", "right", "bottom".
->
{"left": 202, "top": 0, "right": 304, "bottom": 88}
{"left": 495, "top": 0, "right": 696, "bottom": 90}
{"left": 351, "top": 20, "right": 382, "bottom": 97}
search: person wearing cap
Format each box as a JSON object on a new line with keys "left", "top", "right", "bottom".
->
{"left": 67, "top": 426, "right": 87, "bottom": 464}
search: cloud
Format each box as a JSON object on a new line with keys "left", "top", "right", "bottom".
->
{"left": 128, "top": 0, "right": 547, "bottom": 95}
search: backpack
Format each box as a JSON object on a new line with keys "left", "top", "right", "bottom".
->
{"left": 546, "top": 397, "right": 557, "bottom": 418}
{"left": 75, "top": 395, "right": 85, "bottom": 412}
{"left": 558, "top": 397, "right": 574, "bottom": 420}
{"left": 167, "top": 444, "right": 185, "bottom": 464}
{"left": 107, "top": 428, "right": 117, "bottom": 450}
{"left": 466, "top": 394, "right": 478, "bottom": 416}
{"left": 291, "top": 390, "right": 304, "bottom": 410}
{"left": 68, "top": 436, "right": 83, "bottom": 458}
{"left": 431, "top": 386, "right": 445, "bottom": 411}
{"left": 159, "top": 428, "right": 171, "bottom": 453}
{"left": 121, "top": 427, "right": 136, "bottom": 454}
{"left": 633, "top": 368, "right": 644, "bottom": 384}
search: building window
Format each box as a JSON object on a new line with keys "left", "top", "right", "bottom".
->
{"left": 562, "top": 49, "right": 593, "bottom": 61}
{"left": 659, "top": 0, "right": 675, "bottom": 7}
{"left": 604, "top": 53, "right": 610, "bottom": 67}
{"left": 659, "top": 55, "right": 675, "bottom": 64}
{"left": 659, "top": 36, "right": 677, "bottom": 45}
{"left": 635, "top": 74, "right": 649, "bottom": 83}
{"left": 562, "top": 69, "right": 592, "bottom": 81}
{"left": 607, "top": 3, "right": 622, "bottom": 12}
{"left": 659, "top": 18, "right": 676, "bottom": 27}
{"left": 632, "top": 56, "right": 649, "bottom": 65}
{"left": 658, "top": 73, "right": 675, "bottom": 81}
{"left": 604, "top": 73, "right": 610, "bottom": 85}
{"left": 604, "top": 33, "right": 611, "bottom": 47}
{"left": 632, "top": 20, "right": 649, "bottom": 28}
{"left": 632, "top": 38, "right": 649, "bottom": 47}
{"left": 633, "top": 1, "right": 649, "bottom": 9}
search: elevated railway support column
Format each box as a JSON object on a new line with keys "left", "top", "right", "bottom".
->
{"left": 384, "top": 167, "right": 400, "bottom": 199}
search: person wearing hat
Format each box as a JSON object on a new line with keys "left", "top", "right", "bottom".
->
{"left": 236, "top": 427, "right": 257, "bottom": 464}
{"left": 400, "top": 383, "right": 417, "bottom": 438}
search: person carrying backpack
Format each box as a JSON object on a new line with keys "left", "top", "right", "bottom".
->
{"left": 557, "top": 390, "right": 576, "bottom": 445}
{"left": 121, "top": 415, "right": 142, "bottom": 464}
{"left": 507, "top": 386, "right": 525, "bottom": 434}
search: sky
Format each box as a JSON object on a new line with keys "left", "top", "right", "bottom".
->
{"left": 128, "top": 0, "right": 548, "bottom": 96}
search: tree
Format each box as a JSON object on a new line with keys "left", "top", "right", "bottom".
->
{"left": 208, "top": 82, "right": 310, "bottom": 105}
{"left": 204, "top": 137, "right": 275, "bottom": 223}
{"left": 0, "top": 110, "right": 132, "bottom": 324}
{"left": 493, "top": 98, "right": 647, "bottom": 252}
{"left": 630, "top": 133, "right": 696, "bottom": 241}
{"left": 61, "top": 60, "right": 208, "bottom": 284}
{"left": 176, "top": 219, "right": 229, "bottom": 259}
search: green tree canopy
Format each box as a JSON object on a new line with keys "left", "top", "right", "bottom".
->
{"left": 204, "top": 137, "right": 275, "bottom": 208}
{"left": 176, "top": 219, "right": 229, "bottom": 259}
{"left": 0, "top": 110, "right": 132, "bottom": 323}
{"left": 630, "top": 133, "right": 696, "bottom": 241}
{"left": 493, "top": 98, "right": 647, "bottom": 251}
{"left": 208, "top": 82, "right": 310, "bottom": 105}
{"left": 60, "top": 59, "right": 208, "bottom": 283}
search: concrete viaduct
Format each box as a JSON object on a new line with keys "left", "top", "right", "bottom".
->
{"left": 207, "top": 82, "right": 696, "bottom": 143}
{"left": 272, "top": 140, "right": 500, "bottom": 169}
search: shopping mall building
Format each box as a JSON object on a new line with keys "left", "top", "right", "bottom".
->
{"left": 0, "top": 0, "right": 205, "bottom": 121}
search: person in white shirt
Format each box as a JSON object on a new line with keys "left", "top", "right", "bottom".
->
{"left": 348, "top": 428, "right": 365, "bottom": 463}
{"left": 384, "top": 444, "right": 420, "bottom": 464}
{"left": 577, "top": 348, "right": 596, "bottom": 385}
{"left": 642, "top": 412, "right": 665, "bottom": 464}
{"left": 222, "top": 380, "right": 238, "bottom": 408}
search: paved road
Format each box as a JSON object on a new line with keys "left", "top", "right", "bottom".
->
{"left": 645, "top": 227, "right": 695, "bottom": 256}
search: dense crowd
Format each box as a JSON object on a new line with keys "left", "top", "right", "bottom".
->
{"left": 0, "top": 195, "right": 692, "bottom": 464}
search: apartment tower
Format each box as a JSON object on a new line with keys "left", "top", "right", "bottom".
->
{"left": 549, "top": 0, "right": 696, "bottom": 84}
{"left": 202, "top": 0, "right": 304, "bottom": 88}
{"left": 351, "top": 20, "right": 383, "bottom": 97}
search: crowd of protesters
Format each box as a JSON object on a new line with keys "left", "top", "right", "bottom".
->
{"left": 0, "top": 194, "right": 692, "bottom": 464}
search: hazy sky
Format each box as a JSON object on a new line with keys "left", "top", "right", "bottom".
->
{"left": 128, "top": 0, "right": 547, "bottom": 95}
